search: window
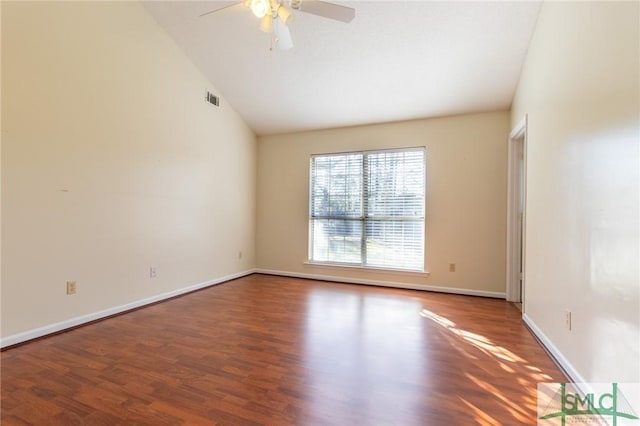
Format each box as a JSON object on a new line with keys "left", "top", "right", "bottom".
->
{"left": 309, "top": 147, "right": 425, "bottom": 271}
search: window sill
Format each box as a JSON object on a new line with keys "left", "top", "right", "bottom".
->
{"left": 303, "top": 261, "right": 430, "bottom": 277}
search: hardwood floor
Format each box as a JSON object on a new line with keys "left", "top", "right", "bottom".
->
{"left": 1, "top": 274, "right": 566, "bottom": 425}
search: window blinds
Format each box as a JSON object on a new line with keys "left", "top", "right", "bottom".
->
{"left": 309, "top": 148, "right": 425, "bottom": 271}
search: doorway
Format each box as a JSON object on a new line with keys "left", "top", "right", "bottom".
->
{"left": 506, "top": 117, "right": 527, "bottom": 309}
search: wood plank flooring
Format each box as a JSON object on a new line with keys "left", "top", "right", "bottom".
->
{"left": 1, "top": 274, "right": 566, "bottom": 425}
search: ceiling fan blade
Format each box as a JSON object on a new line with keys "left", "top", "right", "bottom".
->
{"left": 274, "top": 19, "right": 294, "bottom": 50}
{"left": 299, "top": 1, "right": 355, "bottom": 23}
{"left": 199, "top": 2, "right": 241, "bottom": 18}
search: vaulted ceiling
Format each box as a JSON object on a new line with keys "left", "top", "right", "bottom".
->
{"left": 143, "top": 1, "right": 541, "bottom": 135}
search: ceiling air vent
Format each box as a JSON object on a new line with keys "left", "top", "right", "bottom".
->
{"left": 205, "top": 90, "right": 219, "bottom": 107}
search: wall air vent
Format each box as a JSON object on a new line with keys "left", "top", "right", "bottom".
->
{"left": 205, "top": 90, "right": 220, "bottom": 107}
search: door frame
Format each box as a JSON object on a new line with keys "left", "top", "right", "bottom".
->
{"left": 506, "top": 116, "right": 528, "bottom": 305}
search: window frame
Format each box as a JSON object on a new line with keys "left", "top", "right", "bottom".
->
{"left": 308, "top": 146, "right": 426, "bottom": 272}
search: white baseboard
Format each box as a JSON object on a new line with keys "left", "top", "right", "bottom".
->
{"left": 0, "top": 269, "right": 255, "bottom": 349}
{"left": 522, "top": 312, "right": 586, "bottom": 384}
{"left": 254, "top": 268, "right": 506, "bottom": 299}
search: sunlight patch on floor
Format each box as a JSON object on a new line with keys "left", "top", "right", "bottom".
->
{"left": 458, "top": 397, "right": 503, "bottom": 426}
{"left": 420, "top": 306, "right": 555, "bottom": 424}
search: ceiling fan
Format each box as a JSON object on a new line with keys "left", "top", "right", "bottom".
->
{"left": 200, "top": 0, "right": 355, "bottom": 50}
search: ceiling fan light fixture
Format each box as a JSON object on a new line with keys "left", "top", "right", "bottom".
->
{"left": 259, "top": 14, "right": 273, "bottom": 32}
{"left": 276, "top": 5, "right": 294, "bottom": 24}
{"left": 250, "top": 0, "right": 270, "bottom": 18}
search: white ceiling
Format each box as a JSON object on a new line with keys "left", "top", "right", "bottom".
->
{"left": 143, "top": 1, "right": 541, "bottom": 136}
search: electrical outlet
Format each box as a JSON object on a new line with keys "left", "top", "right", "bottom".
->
{"left": 565, "top": 310, "right": 572, "bottom": 331}
{"left": 66, "top": 281, "right": 77, "bottom": 295}
{"left": 150, "top": 266, "right": 158, "bottom": 278}
{"left": 449, "top": 263, "right": 456, "bottom": 272}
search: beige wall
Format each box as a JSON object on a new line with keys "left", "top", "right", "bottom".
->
{"left": 1, "top": 2, "right": 256, "bottom": 339}
{"left": 512, "top": 2, "right": 639, "bottom": 382}
{"left": 257, "top": 111, "right": 510, "bottom": 294}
